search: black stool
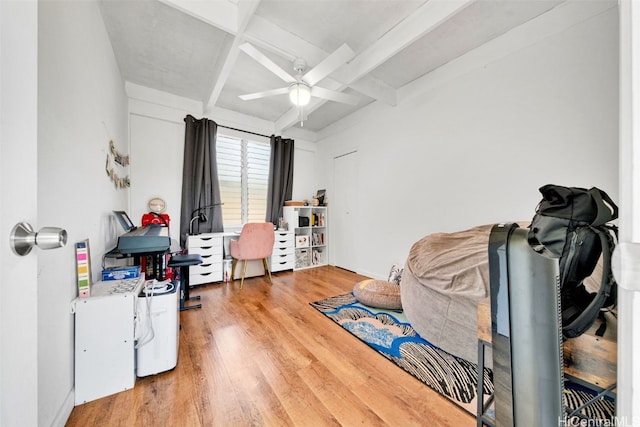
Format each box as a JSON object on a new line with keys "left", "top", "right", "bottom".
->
{"left": 168, "top": 253, "right": 203, "bottom": 311}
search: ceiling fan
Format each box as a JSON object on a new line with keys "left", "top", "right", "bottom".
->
{"left": 238, "top": 42, "right": 360, "bottom": 125}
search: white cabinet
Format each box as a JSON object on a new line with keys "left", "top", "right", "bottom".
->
{"left": 187, "top": 229, "right": 297, "bottom": 280}
{"left": 283, "top": 206, "right": 328, "bottom": 270}
{"left": 73, "top": 277, "right": 144, "bottom": 405}
{"left": 187, "top": 233, "right": 223, "bottom": 285}
{"left": 271, "top": 230, "right": 294, "bottom": 272}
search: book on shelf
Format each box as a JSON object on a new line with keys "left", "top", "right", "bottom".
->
{"left": 310, "top": 212, "right": 325, "bottom": 227}
{"left": 312, "top": 248, "right": 325, "bottom": 265}
{"left": 312, "top": 232, "right": 325, "bottom": 246}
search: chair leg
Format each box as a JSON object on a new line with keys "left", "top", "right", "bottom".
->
{"left": 231, "top": 259, "right": 237, "bottom": 282}
{"left": 240, "top": 260, "right": 248, "bottom": 288}
{"left": 179, "top": 266, "right": 201, "bottom": 311}
{"left": 263, "top": 258, "right": 272, "bottom": 284}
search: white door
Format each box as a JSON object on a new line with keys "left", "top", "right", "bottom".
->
{"left": 332, "top": 151, "right": 358, "bottom": 272}
{"left": 0, "top": 2, "right": 39, "bottom": 426}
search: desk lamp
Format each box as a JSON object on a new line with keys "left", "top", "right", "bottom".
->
{"left": 189, "top": 212, "right": 207, "bottom": 235}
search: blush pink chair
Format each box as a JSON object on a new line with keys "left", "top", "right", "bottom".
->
{"left": 229, "top": 222, "right": 275, "bottom": 288}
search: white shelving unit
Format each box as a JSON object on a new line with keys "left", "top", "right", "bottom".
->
{"left": 283, "top": 205, "right": 327, "bottom": 270}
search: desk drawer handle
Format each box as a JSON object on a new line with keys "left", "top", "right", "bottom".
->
{"left": 200, "top": 272, "right": 211, "bottom": 276}
{"left": 201, "top": 254, "right": 212, "bottom": 259}
{"left": 200, "top": 246, "right": 213, "bottom": 250}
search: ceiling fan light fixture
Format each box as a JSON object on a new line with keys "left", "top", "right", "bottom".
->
{"left": 289, "top": 83, "right": 311, "bottom": 106}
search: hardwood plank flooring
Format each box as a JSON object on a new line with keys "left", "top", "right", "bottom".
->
{"left": 66, "top": 266, "right": 474, "bottom": 426}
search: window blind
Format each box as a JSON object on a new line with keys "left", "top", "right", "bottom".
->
{"left": 216, "top": 134, "right": 270, "bottom": 226}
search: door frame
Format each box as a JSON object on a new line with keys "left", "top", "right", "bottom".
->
{"left": 616, "top": 0, "right": 640, "bottom": 418}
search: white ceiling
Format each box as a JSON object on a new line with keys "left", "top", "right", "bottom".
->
{"left": 98, "top": 0, "right": 565, "bottom": 134}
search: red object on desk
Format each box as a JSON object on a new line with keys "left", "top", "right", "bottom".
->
{"left": 141, "top": 213, "right": 170, "bottom": 227}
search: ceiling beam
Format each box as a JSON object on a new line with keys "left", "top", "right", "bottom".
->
{"left": 160, "top": 0, "right": 261, "bottom": 113}
{"left": 345, "top": 0, "right": 476, "bottom": 81}
{"left": 205, "top": 0, "right": 261, "bottom": 112}
{"left": 276, "top": 0, "right": 476, "bottom": 131}
{"left": 157, "top": 0, "right": 239, "bottom": 34}
{"left": 332, "top": 73, "right": 396, "bottom": 107}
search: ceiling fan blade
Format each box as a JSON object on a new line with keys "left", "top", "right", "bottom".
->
{"left": 303, "top": 44, "right": 355, "bottom": 87}
{"left": 239, "top": 43, "right": 296, "bottom": 84}
{"left": 311, "top": 86, "right": 360, "bottom": 106}
{"left": 239, "top": 87, "right": 290, "bottom": 101}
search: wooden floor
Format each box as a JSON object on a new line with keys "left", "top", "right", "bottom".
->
{"left": 66, "top": 266, "right": 473, "bottom": 426}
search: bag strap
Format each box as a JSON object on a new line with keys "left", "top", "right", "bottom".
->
{"left": 595, "top": 311, "right": 608, "bottom": 337}
{"left": 563, "top": 225, "right": 617, "bottom": 338}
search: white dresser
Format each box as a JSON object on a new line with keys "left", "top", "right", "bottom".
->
{"left": 187, "top": 233, "right": 224, "bottom": 285}
{"left": 271, "top": 230, "right": 294, "bottom": 272}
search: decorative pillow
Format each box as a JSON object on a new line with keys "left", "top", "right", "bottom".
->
{"left": 353, "top": 279, "right": 402, "bottom": 310}
{"left": 388, "top": 264, "right": 404, "bottom": 284}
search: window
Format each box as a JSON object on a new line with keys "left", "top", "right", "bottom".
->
{"left": 216, "top": 134, "right": 271, "bottom": 226}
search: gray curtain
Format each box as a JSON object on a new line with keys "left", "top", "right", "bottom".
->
{"left": 179, "top": 115, "right": 224, "bottom": 248}
{"left": 266, "top": 135, "right": 295, "bottom": 224}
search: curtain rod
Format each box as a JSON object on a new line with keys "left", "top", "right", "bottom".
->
{"left": 217, "top": 124, "right": 271, "bottom": 139}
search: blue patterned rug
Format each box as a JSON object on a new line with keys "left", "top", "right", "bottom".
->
{"left": 310, "top": 292, "right": 493, "bottom": 415}
{"left": 311, "top": 293, "right": 615, "bottom": 421}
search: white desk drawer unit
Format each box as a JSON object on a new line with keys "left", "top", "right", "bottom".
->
{"left": 187, "top": 233, "right": 223, "bottom": 285}
{"left": 271, "top": 230, "right": 294, "bottom": 272}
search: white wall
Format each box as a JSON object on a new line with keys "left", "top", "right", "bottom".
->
{"left": 128, "top": 85, "right": 318, "bottom": 240}
{"left": 317, "top": 3, "right": 619, "bottom": 279}
{"left": 38, "top": 2, "right": 129, "bottom": 425}
{"left": 126, "top": 83, "right": 202, "bottom": 246}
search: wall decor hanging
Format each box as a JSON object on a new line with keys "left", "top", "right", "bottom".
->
{"left": 105, "top": 139, "right": 130, "bottom": 189}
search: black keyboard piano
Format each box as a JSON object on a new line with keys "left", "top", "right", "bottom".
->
{"left": 116, "top": 224, "right": 170, "bottom": 254}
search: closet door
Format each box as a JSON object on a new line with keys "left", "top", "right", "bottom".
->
{"left": 332, "top": 151, "right": 358, "bottom": 272}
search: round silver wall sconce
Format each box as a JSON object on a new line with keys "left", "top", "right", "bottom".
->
{"left": 10, "top": 222, "right": 68, "bottom": 256}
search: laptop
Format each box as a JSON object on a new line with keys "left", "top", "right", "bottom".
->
{"left": 113, "top": 210, "right": 137, "bottom": 233}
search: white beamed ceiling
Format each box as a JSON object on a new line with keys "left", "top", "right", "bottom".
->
{"left": 99, "top": 0, "right": 568, "bottom": 134}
